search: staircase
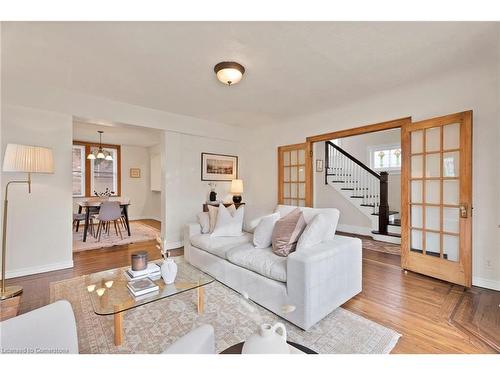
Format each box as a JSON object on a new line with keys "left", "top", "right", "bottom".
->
{"left": 325, "top": 141, "right": 401, "bottom": 244}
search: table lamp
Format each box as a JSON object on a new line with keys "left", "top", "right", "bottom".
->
{"left": 230, "top": 179, "right": 243, "bottom": 204}
{"left": 1, "top": 144, "right": 54, "bottom": 300}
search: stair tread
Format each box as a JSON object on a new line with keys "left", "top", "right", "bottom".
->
{"left": 371, "top": 210, "right": 398, "bottom": 216}
{"left": 388, "top": 219, "right": 401, "bottom": 226}
{"left": 371, "top": 231, "right": 401, "bottom": 238}
{"left": 350, "top": 195, "right": 364, "bottom": 198}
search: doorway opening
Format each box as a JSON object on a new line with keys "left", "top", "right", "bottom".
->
{"left": 71, "top": 119, "right": 164, "bottom": 254}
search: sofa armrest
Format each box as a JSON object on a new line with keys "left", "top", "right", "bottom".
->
{"left": 286, "top": 236, "right": 362, "bottom": 329}
{"left": 183, "top": 223, "right": 201, "bottom": 263}
{"left": 185, "top": 222, "right": 201, "bottom": 238}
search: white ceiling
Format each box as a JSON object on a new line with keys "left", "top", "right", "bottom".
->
{"left": 2, "top": 22, "right": 498, "bottom": 128}
{"left": 73, "top": 120, "right": 162, "bottom": 147}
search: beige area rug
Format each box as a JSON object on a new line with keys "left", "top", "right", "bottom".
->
{"left": 73, "top": 222, "right": 160, "bottom": 252}
{"left": 50, "top": 259, "right": 401, "bottom": 354}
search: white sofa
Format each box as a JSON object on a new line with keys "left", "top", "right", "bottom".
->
{"left": 0, "top": 300, "right": 78, "bottom": 354}
{"left": 184, "top": 205, "right": 362, "bottom": 330}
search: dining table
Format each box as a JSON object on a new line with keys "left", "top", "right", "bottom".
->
{"left": 77, "top": 200, "right": 131, "bottom": 242}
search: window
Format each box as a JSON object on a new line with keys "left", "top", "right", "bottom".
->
{"left": 369, "top": 144, "right": 402, "bottom": 172}
{"left": 72, "top": 142, "right": 121, "bottom": 197}
{"left": 72, "top": 145, "right": 86, "bottom": 197}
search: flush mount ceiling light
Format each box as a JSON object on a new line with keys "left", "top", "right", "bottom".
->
{"left": 87, "top": 131, "right": 113, "bottom": 161}
{"left": 214, "top": 61, "right": 245, "bottom": 86}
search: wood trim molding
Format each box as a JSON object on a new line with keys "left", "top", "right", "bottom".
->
{"left": 306, "top": 117, "right": 412, "bottom": 143}
{"left": 73, "top": 140, "right": 122, "bottom": 197}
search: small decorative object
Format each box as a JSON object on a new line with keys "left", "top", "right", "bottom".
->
{"left": 156, "top": 236, "right": 177, "bottom": 284}
{"left": 201, "top": 152, "right": 238, "bottom": 181}
{"left": 242, "top": 323, "right": 290, "bottom": 354}
{"left": 231, "top": 179, "right": 243, "bottom": 204}
{"left": 94, "top": 187, "right": 115, "bottom": 198}
{"left": 130, "top": 168, "right": 141, "bottom": 178}
{"left": 208, "top": 182, "right": 217, "bottom": 202}
{"left": 131, "top": 251, "right": 148, "bottom": 271}
{"left": 315, "top": 159, "right": 324, "bottom": 172}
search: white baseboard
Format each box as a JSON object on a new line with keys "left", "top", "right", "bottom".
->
{"left": 165, "top": 241, "right": 183, "bottom": 250}
{"left": 336, "top": 224, "right": 372, "bottom": 236}
{"left": 3, "top": 260, "right": 74, "bottom": 280}
{"left": 129, "top": 216, "right": 162, "bottom": 222}
{"left": 472, "top": 276, "right": 500, "bottom": 291}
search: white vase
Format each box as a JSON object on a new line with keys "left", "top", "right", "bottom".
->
{"left": 242, "top": 323, "right": 290, "bottom": 354}
{"left": 161, "top": 258, "right": 177, "bottom": 284}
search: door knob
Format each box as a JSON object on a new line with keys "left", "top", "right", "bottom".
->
{"left": 460, "top": 203, "right": 468, "bottom": 218}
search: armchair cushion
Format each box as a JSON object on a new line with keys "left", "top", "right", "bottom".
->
{"left": 163, "top": 324, "right": 215, "bottom": 354}
{"left": 0, "top": 300, "right": 78, "bottom": 354}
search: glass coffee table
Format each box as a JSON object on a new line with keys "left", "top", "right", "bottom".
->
{"left": 85, "top": 259, "right": 214, "bottom": 345}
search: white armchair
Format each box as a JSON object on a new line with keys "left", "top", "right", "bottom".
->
{"left": 0, "top": 300, "right": 78, "bottom": 354}
{"left": 163, "top": 324, "right": 215, "bottom": 354}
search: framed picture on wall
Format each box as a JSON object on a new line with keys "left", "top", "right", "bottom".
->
{"left": 201, "top": 153, "right": 238, "bottom": 181}
{"left": 130, "top": 168, "right": 141, "bottom": 178}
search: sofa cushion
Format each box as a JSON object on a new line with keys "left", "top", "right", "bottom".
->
{"left": 271, "top": 208, "right": 306, "bottom": 257}
{"left": 227, "top": 243, "right": 288, "bottom": 282}
{"left": 212, "top": 204, "right": 245, "bottom": 237}
{"left": 275, "top": 205, "right": 340, "bottom": 240}
{"left": 253, "top": 212, "right": 280, "bottom": 248}
{"left": 190, "top": 232, "right": 252, "bottom": 259}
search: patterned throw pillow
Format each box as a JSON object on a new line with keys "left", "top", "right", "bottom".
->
{"left": 271, "top": 208, "right": 306, "bottom": 257}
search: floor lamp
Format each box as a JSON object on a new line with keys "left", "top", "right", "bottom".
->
{"left": 1, "top": 144, "right": 54, "bottom": 300}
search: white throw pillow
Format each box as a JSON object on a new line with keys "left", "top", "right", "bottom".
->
{"left": 197, "top": 212, "right": 210, "bottom": 234}
{"left": 253, "top": 212, "right": 280, "bottom": 248}
{"left": 296, "top": 213, "right": 335, "bottom": 251}
{"left": 207, "top": 204, "right": 236, "bottom": 233}
{"left": 212, "top": 204, "right": 245, "bottom": 237}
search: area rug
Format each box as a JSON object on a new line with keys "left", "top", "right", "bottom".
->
{"left": 361, "top": 237, "right": 401, "bottom": 255}
{"left": 73, "top": 221, "right": 160, "bottom": 252}
{"left": 50, "top": 259, "right": 401, "bottom": 354}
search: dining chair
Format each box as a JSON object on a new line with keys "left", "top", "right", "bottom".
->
{"left": 73, "top": 212, "right": 97, "bottom": 236}
{"left": 95, "top": 201, "right": 123, "bottom": 241}
{"left": 119, "top": 197, "right": 130, "bottom": 232}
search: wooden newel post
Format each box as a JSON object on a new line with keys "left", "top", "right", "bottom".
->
{"left": 378, "top": 172, "right": 389, "bottom": 235}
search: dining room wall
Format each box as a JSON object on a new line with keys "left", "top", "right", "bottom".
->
{"left": 120, "top": 144, "right": 161, "bottom": 221}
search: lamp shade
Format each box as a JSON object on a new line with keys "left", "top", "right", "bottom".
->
{"left": 2, "top": 144, "right": 54, "bottom": 173}
{"left": 230, "top": 179, "right": 244, "bottom": 194}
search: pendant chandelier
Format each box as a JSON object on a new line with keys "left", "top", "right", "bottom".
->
{"left": 87, "top": 131, "right": 113, "bottom": 161}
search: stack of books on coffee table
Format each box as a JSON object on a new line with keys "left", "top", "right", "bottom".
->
{"left": 125, "top": 263, "right": 161, "bottom": 281}
{"left": 127, "top": 278, "right": 159, "bottom": 297}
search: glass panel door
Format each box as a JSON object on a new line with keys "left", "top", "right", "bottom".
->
{"left": 278, "top": 143, "right": 311, "bottom": 207}
{"left": 402, "top": 111, "right": 472, "bottom": 287}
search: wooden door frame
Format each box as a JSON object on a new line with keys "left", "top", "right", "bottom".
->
{"left": 401, "top": 110, "right": 472, "bottom": 287}
{"left": 277, "top": 142, "right": 312, "bottom": 207}
{"left": 304, "top": 117, "right": 412, "bottom": 208}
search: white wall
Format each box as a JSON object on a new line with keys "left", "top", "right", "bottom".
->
{"left": 1, "top": 104, "right": 73, "bottom": 278}
{"left": 246, "top": 62, "right": 500, "bottom": 290}
{"left": 164, "top": 131, "right": 243, "bottom": 248}
{"left": 121, "top": 145, "right": 161, "bottom": 221}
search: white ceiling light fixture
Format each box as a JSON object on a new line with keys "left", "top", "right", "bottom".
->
{"left": 214, "top": 61, "right": 245, "bottom": 86}
{"left": 87, "top": 130, "right": 113, "bottom": 161}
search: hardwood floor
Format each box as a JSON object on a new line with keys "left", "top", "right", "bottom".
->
{"left": 4, "top": 222, "right": 499, "bottom": 353}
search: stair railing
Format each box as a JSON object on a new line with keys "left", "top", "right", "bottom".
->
{"left": 325, "top": 141, "right": 389, "bottom": 234}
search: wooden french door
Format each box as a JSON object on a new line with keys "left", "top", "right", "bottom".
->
{"left": 278, "top": 143, "right": 312, "bottom": 207}
{"left": 401, "top": 111, "right": 472, "bottom": 287}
